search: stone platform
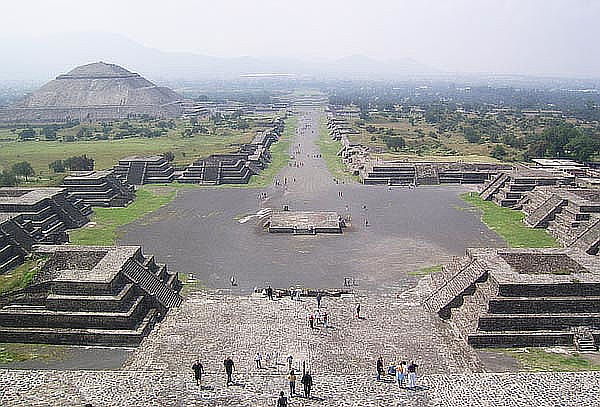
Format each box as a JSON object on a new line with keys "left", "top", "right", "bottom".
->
{"left": 268, "top": 211, "right": 343, "bottom": 234}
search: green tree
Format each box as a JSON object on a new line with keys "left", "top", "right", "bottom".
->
{"left": 566, "top": 132, "right": 599, "bottom": 161}
{"left": 49, "top": 160, "right": 66, "bottom": 173}
{"left": 18, "top": 128, "right": 36, "bottom": 141}
{"left": 491, "top": 145, "right": 507, "bottom": 160}
{"left": 464, "top": 127, "right": 481, "bottom": 143}
{"left": 0, "top": 170, "right": 18, "bottom": 186}
{"left": 11, "top": 161, "right": 35, "bottom": 181}
{"left": 382, "top": 135, "right": 406, "bottom": 151}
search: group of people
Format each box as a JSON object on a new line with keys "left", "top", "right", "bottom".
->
{"left": 308, "top": 309, "right": 329, "bottom": 329}
{"left": 376, "top": 357, "right": 419, "bottom": 389}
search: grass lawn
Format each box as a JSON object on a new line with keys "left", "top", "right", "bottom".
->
{"left": 408, "top": 264, "right": 443, "bottom": 277}
{"left": 0, "top": 131, "right": 254, "bottom": 181}
{"left": 0, "top": 256, "right": 47, "bottom": 296}
{"left": 69, "top": 185, "right": 177, "bottom": 246}
{"left": 461, "top": 192, "right": 559, "bottom": 248}
{"left": 316, "top": 118, "right": 359, "bottom": 183}
{"left": 496, "top": 348, "right": 600, "bottom": 372}
{"left": 0, "top": 343, "right": 67, "bottom": 365}
{"left": 247, "top": 117, "right": 297, "bottom": 188}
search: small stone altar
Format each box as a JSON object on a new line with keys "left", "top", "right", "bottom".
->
{"left": 268, "top": 211, "right": 344, "bottom": 234}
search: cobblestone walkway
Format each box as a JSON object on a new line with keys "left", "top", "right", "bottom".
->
{"left": 2, "top": 369, "right": 599, "bottom": 406}
{"left": 123, "top": 290, "right": 479, "bottom": 375}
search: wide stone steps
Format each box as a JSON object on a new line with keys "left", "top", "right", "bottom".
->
{"left": 46, "top": 283, "right": 137, "bottom": 312}
{"left": 123, "top": 260, "right": 182, "bottom": 309}
{"left": 468, "top": 330, "right": 574, "bottom": 348}
{"left": 488, "top": 296, "right": 600, "bottom": 314}
{"left": 0, "top": 254, "right": 22, "bottom": 274}
{"left": 478, "top": 313, "right": 600, "bottom": 331}
{"left": 0, "top": 308, "right": 158, "bottom": 346}
{"left": 126, "top": 162, "right": 147, "bottom": 185}
{"left": 0, "top": 296, "right": 147, "bottom": 329}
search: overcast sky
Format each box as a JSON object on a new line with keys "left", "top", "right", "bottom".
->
{"left": 2, "top": 0, "right": 599, "bottom": 77}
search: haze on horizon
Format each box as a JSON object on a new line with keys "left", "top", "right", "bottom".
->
{"left": 1, "top": 0, "right": 599, "bottom": 79}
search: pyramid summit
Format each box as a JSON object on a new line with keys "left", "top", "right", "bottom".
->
{"left": 1, "top": 62, "right": 184, "bottom": 123}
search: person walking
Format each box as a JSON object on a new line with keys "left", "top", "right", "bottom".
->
{"left": 255, "top": 352, "right": 262, "bottom": 369}
{"left": 224, "top": 356, "right": 235, "bottom": 385}
{"left": 301, "top": 371, "right": 313, "bottom": 398}
{"left": 277, "top": 391, "right": 288, "bottom": 407}
{"left": 267, "top": 286, "right": 274, "bottom": 300}
{"left": 288, "top": 369, "right": 297, "bottom": 396}
{"left": 356, "top": 303, "right": 361, "bottom": 318}
{"left": 376, "top": 356, "right": 384, "bottom": 381}
{"left": 287, "top": 355, "right": 293, "bottom": 370}
{"left": 192, "top": 359, "right": 204, "bottom": 387}
{"left": 309, "top": 313, "right": 315, "bottom": 329}
{"left": 407, "top": 361, "right": 418, "bottom": 389}
{"left": 316, "top": 292, "right": 322, "bottom": 308}
{"left": 323, "top": 312, "right": 329, "bottom": 328}
{"left": 396, "top": 361, "right": 407, "bottom": 388}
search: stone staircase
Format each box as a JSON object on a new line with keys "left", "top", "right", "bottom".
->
{"left": 525, "top": 194, "right": 567, "bottom": 228}
{"left": 480, "top": 172, "right": 509, "bottom": 201}
{"left": 573, "top": 327, "right": 598, "bottom": 352}
{"left": 122, "top": 259, "right": 183, "bottom": 309}
{"left": 126, "top": 162, "right": 148, "bottom": 185}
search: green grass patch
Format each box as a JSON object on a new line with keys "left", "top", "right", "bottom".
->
{"left": 69, "top": 185, "right": 177, "bottom": 245}
{"left": 0, "top": 256, "right": 47, "bottom": 296}
{"left": 408, "top": 264, "right": 443, "bottom": 277}
{"left": 496, "top": 348, "right": 600, "bottom": 372}
{"left": 316, "top": 118, "right": 359, "bottom": 183}
{"left": 0, "top": 343, "right": 67, "bottom": 364}
{"left": 461, "top": 192, "right": 559, "bottom": 248}
{"left": 247, "top": 117, "right": 298, "bottom": 188}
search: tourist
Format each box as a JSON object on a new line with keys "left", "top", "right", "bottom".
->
{"left": 301, "top": 371, "right": 313, "bottom": 398}
{"left": 356, "top": 303, "right": 361, "bottom": 318}
{"left": 407, "top": 361, "right": 418, "bottom": 389}
{"left": 397, "top": 361, "right": 407, "bottom": 388}
{"left": 323, "top": 312, "right": 329, "bottom": 328}
{"left": 309, "top": 313, "right": 315, "bottom": 329}
{"left": 255, "top": 352, "right": 262, "bottom": 369}
{"left": 277, "top": 391, "right": 288, "bottom": 407}
{"left": 192, "top": 359, "right": 204, "bottom": 387}
{"left": 224, "top": 356, "right": 235, "bottom": 385}
{"left": 287, "top": 355, "right": 294, "bottom": 370}
{"left": 376, "top": 356, "right": 384, "bottom": 381}
{"left": 267, "top": 286, "right": 274, "bottom": 300}
{"left": 288, "top": 369, "right": 297, "bottom": 396}
{"left": 230, "top": 275, "right": 237, "bottom": 287}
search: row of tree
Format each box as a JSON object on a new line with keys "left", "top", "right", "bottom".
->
{"left": 0, "top": 162, "right": 35, "bottom": 186}
{"left": 48, "top": 155, "right": 95, "bottom": 173}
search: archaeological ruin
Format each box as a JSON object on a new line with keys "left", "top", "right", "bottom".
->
{"left": 267, "top": 211, "right": 344, "bottom": 234}
{"left": 0, "top": 62, "right": 184, "bottom": 123}
{"left": 0, "top": 245, "right": 182, "bottom": 346}
{"left": 423, "top": 247, "right": 599, "bottom": 350}
{"left": 62, "top": 170, "right": 136, "bottom": 207}
{"left": 113, "top": 155, "right": 176, "bottom": 185}
{"left": 0, "top": 187, "right": 91, "bottom": 245}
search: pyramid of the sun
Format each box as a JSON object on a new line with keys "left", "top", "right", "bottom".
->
{"left": 0, "top": 62, "right": 184, "bottom": 123}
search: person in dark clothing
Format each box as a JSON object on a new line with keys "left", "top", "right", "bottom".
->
{"left": 376, "top": 356, "right": 384, "bottom": 381}
{"left": 192, "top": 359, "right": 204, "bottom": 386}
{"left": 316, "top": 293, "right": 322, "bottom": 308}
{"left": 301, "top": 371, "right": 313, "bottom": 398}
{"left": 277, "top": 391, "right": 288, "bottom": 407}
{"left": 224, "top": 356, "right": 235, "bottom": 385}
{"left": 267, "top": 286, "right": 274, "bottom": 300}
{"left": 309, "top": 314, "right": 315, "bottom": 329}
{"left": 356, "top": 303, "right": 361, "bottom": 318}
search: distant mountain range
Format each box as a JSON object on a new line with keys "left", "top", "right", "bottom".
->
{"left": 0, "top": 32, "right": 439, "bottom": 82}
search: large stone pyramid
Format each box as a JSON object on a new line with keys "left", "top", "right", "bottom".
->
{"left": 1, "top": 62, "right": 184, "bottom": 123}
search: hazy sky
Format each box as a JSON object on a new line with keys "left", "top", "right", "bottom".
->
{"left": 3, "top": 0, "right": 599, "bottom": 77}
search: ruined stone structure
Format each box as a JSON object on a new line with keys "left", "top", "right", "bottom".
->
{"left": 267, "top": 211, "right": 344, "bottom": 234}
{"left": 0, "top": 188, "right": 91, "bottom": 245}
{"left": 423, "top": 248, "right": 600, "bottom": 349}
{"left": 0, "top": 245, "right": 182, "bottom": 346}
{"left": 179, "top": 121, "right": 283, "bottom": 185}
{"left": 0, "top": 62, "right": 184, "bottom": 123}
{"left": 62, "top": 170, "right": 135, "bottom": 207}
{"left": 479, "top": 169, "right": 575, "bottom": 207}
{"left": 113, "top": 156, "right": 176, "bottom": 185}
{"left": 522, "top": 187, "right": 600, "bottom": 255}
{"left": 0, "top": 214, "right": 37, "bottom": 273}
{"left": 327, "top": 117, "right": 512, "bottom": 185}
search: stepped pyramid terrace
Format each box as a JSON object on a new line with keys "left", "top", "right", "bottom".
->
{"left": 0, "top": 245, "right": 182, "bottom": 346}
{"left": 62, "top": 170, "right": 136, "bottom": 207}
{"left": 0, "top": 62, "right": 184, "bottom": 123}
{"left": 0, "top": 187, "right": 91, "bottom": 244}
{"left": 423, "top": 248, "right": 600, "bottom": 350}
{"left": 113, "top": 155, "right": 176, "bottom": 185}
{"left": 0, "top": 214, "right": 36, "bottom": 273}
